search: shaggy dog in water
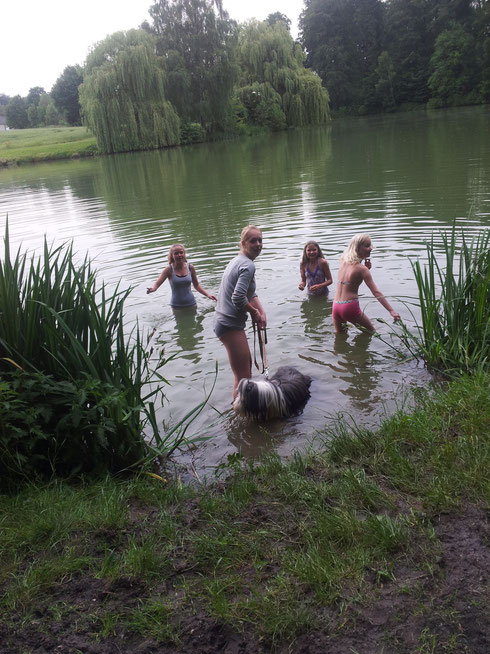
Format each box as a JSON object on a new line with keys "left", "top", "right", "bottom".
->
{"left": 233, "top": 366, "right": 311, "bottom": 420}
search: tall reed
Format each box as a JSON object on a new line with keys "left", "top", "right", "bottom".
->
{"left": 401, "top": 228, "right": 489, "bottom": 373}
{"left": 0, "top": 221, "right": 172, "bottom": 485}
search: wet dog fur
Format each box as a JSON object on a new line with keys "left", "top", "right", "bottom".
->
{"left": 233, "top": 366, "right": 311, "bottom": 420}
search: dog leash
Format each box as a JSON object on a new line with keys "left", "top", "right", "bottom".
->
{"left": 253, "top": 322, "right": 269, "bottom": 379}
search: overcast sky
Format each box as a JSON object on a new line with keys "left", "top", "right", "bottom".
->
{"left": 2, "top": 0, "right": 303, "bottom": 98}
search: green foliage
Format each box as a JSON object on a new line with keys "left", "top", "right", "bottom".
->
{"left": 301, "top": 0, "right": 487, "bottom": 113}
{"left": 51, "top": 65, "right": 84, "bottom": 125}
{"left": 237, "top": 83, "right": 286, "bottom": 130}
{"left": 179, "top": 121, "right": 206, "bottom": 144}
{"left": 0, "top": 371, "right": 147, "bottom": 485}
{"left": 26, "top": 87, "right": 45, "bottom": 108}
{"left": 79, "top": 29, "right": 180, "bottom": 153}
{"left": 238, "top": 21, "right": 329, "bottom": 127}
{"left": 44, "top": 100, "right": 61, "bottom": 126}
{"left": 0, "top": 222, "right": 170, "bottom": 487}
{"left": 5, "top": 88, "right": 61, "bottom": 129}
{"left": 146, "top": 0, "right": 239, "bottom": 133}
{"left": 266, "top": 12, "right": 292, "bottom": 31}
{"left": 400, "top": 228, "right": 490, "bottom": 373}
{"left": 475, "top": 1, "right": 490, "bottom": 101}
{"left": 5, "top": 96, "right": 29, "bottom": 129}
{"left": 428, "top": 23, "right": 476, "bottom": 106}
{"left": 375, "top": 51, "right": 396, "bottom": 111}
{"left": 300, "top": 0, "right": 383, "bottom": 112}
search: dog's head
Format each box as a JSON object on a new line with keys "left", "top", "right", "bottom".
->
{"left": 233, "top": 377, "right": 288, "bottom": 420}
{"left": 232, "top": 378, "right": 261, "bottom": 417}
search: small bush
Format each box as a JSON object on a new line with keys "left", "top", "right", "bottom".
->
{"left": 179, "top": 122, "right": 206, "bottom": 145}
{"left": 0, "top": 371, "right": 146, "bottom": 486}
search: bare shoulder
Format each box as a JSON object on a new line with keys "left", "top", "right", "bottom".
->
{"left": 319, "top": 257, "right": 330, "bottom": 269}
{"left": 359, "top": 263, "right": 373, "bottom": 280}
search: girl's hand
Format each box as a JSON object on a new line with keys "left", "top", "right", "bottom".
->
{"left": 309, "top": 284, "right": 324, "bottom": 292}
{"left": 251, "top": 308, "right": 266, "bottom": 329}
{"left": 390, "top": 309, "right": 401, "bottom": 322}
{"left": 208, "top": 294, "right": 217, "bottom": 301}
{"left": 256, "top": 312, "right": 267, "bottom": 329}
{"left": 364, "top": 258, "right": 372, "bottom": 270}
{"left": 146, "top": 287, "right": 155, "bottom": 294}
{"left": 298, "top": 282, "right": 305, "bottom": 291}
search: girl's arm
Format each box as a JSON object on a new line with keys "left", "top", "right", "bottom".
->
{"left": 190, "top": 265, "right": 217, "bottom": 301}
{"left": 147, "top": 266, "right": 171, "bottom": 294}
{"left": 247, "top": 296, "right": 267, "bottom": 329}
{"left": 298, "top": 262, "right": 306, "bottom": 290}
{"left": 309, "top": 259, "right": 333, "bottom": 292}
{"left": 363, "top": 269, "right": 400, "bottom": 320}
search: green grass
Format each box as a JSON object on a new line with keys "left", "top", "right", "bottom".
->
{"left": 0, "top": 126, "right": 97, "bottom": 164}
{"left": 1, "top": 372, "right": 488, "bottom": 650}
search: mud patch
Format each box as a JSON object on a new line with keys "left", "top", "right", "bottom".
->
{"left": 1, "top": 505, "right": 488, "bottom": 654}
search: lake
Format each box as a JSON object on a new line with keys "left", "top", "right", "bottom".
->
{"left": 1, "top": 106, "right": 489, "bottom": 477}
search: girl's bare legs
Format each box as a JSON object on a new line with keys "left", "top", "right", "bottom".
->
{"left": 333, "top": 316, "right": 348, "bottom": 334}
{"left": 354, "top": 312, "right": 375, "bottom": 333}
{"left": 219, "top": 329, "right": 252, "bottom": 398}
{"left": 333, "top": 312, "right": 375, "bottom": 334}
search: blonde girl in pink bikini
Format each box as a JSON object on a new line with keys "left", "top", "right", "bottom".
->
{"left": 333, "top": 234, "right": 400, "bottom": 333}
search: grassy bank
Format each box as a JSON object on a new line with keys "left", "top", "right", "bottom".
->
{"left": 0, "top": 127, "right": 97, "bottom": 165}
{"left": 1, "top": 372, "right": 488, "bottom": 654}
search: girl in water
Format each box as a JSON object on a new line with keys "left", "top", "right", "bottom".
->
{"left": 298, "top": 240, "right": 333, "bottom": 296}
{"left": 147, "top": 244, "right": 217, "bottom": 306}
{"left": 333, "top": 234, "right": 400, "bottom": 333}
{"left": 214, "top": 225, "right": 267, "bottom": 398}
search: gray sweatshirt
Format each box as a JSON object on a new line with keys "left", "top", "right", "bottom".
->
{"left": 214, "top": 254, "right": 257, "bottom": 330}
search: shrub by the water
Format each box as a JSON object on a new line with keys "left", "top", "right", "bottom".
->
{"left": 0, "top": 222, "right": 166, "bottom": 488}
{"left": 401, "top": 228, "right": 489, "bottom": 373}
{"left": 180, "top": 122, "right": 206, "bottom": 145}
{"left": 0, "top": 371, "right": 146, "bottom": 483}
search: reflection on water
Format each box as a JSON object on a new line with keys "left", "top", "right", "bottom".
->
{"left": 169, "top": 306, "right": 205, "bottom": 360}
{"left": 300, "top": 295, "right": 332, "bottom": 337}
{"left": 227, "top": 417, "right": 289, "bottom": 459}
{"left": 1, "top": 106, "right": 489, "bottom": 476}
{"left": 332, "top": 331, "right": 380, "bottom": 411}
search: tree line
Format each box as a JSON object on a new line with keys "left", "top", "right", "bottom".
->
{"left": 1, "top": 1, "right": 488, "bottom": 149}
{"left": 1, "top": 66, "right": 84, "bottom": 130}
{"left": 300, "top": 0, "right": 490, "bottom": 113}
{"left": 1, "top": 2, "right": 329, "bottom": 154}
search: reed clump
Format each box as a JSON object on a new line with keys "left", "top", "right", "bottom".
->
{"left": 0, "top": 222, "right": 168, "bottom": 488}
{"left": 402, "top": 228, "right": 489, "bottom": 373}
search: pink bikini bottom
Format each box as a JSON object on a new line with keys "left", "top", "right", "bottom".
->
{"left": 332, "top": 299, "right": 363, "bottom": 324}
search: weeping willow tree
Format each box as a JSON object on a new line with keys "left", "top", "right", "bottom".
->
{"left": 144, "top": 0, "right": 239, "bottom": 134}
{"left": 237, "top": 21, "right": 330, "bottom": 128}
{"left": 79, "top": 30, "right": 180, "bottom": 154}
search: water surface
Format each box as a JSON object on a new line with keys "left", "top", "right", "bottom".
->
{"left": 1, "top": 106, "right": 489, "bottom": 476}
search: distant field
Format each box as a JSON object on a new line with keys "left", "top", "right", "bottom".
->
{"left": 0, "top": 126, "right": 98, "bottom": 164}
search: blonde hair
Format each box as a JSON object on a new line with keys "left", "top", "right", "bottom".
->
{"left": 240, "top": 225, "right": 261, "bottom": 244}
{"left": 341, "top": 234, "right": 371, "bottom": 264}
{"left": 168, "top": 243, "right": 187, "bottom": 264}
